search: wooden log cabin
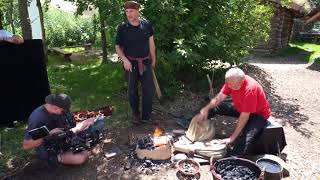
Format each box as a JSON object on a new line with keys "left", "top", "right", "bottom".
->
{"left": 255, "top": 0, "right": 311, "bottom": 54}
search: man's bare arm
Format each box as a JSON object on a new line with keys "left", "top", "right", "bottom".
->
{"left": 229, "top": 112, "right": 250, "bottom": 143}
{"left": 116, "top": 45, "right": 132, "bottom": 72}
{"left": 2, "top": 35, "right": 24, "bottom": 44}
{"left": 23, "top": 138, "right": 44, "bottom": 150}
{"left": 207, "top": 92, "right": 227, "bottom": 109}
{"left": 200, "top": 92, "right": 227, "bottom": 119}
{"left": 149, "top": 36, "right": 156, "bottom": 69}
{"left": 70, "top": 117, "right": 95, "bottom": 134}
{"left": 115, "top": 45, "right": 128, "bottom": 62}
{"left": 22, "top": 127, "right": 65, "bottom": 150}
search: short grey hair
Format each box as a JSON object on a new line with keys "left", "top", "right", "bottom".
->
{"left": 225, "top": 67, "right": 245, "bottom": 81}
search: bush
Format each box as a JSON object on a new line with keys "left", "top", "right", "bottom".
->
{"left": 44, "top": 8, "right": 95, "bottom": 47}
{"left": 140, "top": 0, "right": 272, "bottom": 95}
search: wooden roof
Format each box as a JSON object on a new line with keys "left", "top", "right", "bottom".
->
{"left": 270, "top": 0, "right": 312, "bottom": 15}
{"left": 305, "top": 6, "right": 320, "bottom": 24}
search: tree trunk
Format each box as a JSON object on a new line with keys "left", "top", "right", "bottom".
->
{"left": 36, "top": 0, "right": 48, "bottom": 63}
{"left": 18, "top": 0, "right": 32, "bottom": 39}
{"left": 0, "top": 10, "right": 3, "bottom": 29}
{"left": 9, "top": 0, "right": 16, "bottom": 34}
{"left": 98, "top": 7, "right": 108, "bottom": 63}
{"left": 92, "top": 14, "right": 97, "bottom": 45}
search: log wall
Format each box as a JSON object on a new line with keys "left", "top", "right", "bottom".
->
{"left": 255, "top": 3, "right": 296, "bottom": 54}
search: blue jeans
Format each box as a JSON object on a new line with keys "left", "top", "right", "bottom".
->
{"left": 125, "top": 60, "right": 154, "bottom": 120}
{"left": 209, "top": 100, "right": 267, "bottom": 156}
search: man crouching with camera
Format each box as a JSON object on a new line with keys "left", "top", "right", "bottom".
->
{"left": 23, "top": 93, "right": 95, "bottom": 165}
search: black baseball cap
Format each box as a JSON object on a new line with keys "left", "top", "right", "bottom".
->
{"left": 45, "top": 93, "right": 71, "bottom": 111}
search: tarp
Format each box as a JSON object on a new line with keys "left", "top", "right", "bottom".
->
{"left": 0, "top": 40, "right": 50, "bottom": 127}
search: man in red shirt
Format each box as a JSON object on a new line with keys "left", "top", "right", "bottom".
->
{"left": 199, "top": 67, "right": 271, "bottom": 156}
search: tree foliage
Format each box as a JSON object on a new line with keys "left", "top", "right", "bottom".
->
{"left": 63, "top": 0, "right": 124, "bottom": 62}
{"left": 44, "top": 8, "right": 95, "bottom": 47}
{"left": 139, "top": 0, "right": 273, "bottom": 92}
{"left": 1, "top": 0, "right": 274, "bottom": 95}
{"left": 0, "top": 0, "right": 21, "bottom": 33}
{"left": 143, "top": 0, "right": 272, "bottom": 66}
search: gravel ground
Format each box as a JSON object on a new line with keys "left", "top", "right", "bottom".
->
{"left": 249, "top": 56, "right": 320, "bottom": 179}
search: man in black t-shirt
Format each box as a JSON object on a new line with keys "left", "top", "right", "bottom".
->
{"left": 23, "top": 93, "right": 95, "bottom": 165}
{"left": 115, "top": 1, "right": 156, "bottom": 125}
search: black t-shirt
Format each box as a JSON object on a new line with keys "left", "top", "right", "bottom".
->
{"left": 116, "top": 19, "right": 154, "bottom": 58}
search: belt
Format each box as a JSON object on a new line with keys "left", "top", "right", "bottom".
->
{"left": 126, "top": 55, "right": 150, "bottom": 75}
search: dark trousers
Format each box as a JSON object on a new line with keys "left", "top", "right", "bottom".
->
{"left": 209, "top": 100, "right": 267, "bottom": 156}
{"left": 126, "top": 60, "right": 154, "bottom": 120}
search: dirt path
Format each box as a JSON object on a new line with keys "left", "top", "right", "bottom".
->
{"left": 249, "top": 56, "right": 320, "bottom": 179}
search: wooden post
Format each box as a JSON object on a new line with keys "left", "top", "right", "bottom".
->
{"left": 152, "top": 70, "right": 162, "bottom": 100}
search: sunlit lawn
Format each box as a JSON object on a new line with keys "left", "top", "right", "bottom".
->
{"left": 280, "top": 41, "right": 320, "bottom": 63}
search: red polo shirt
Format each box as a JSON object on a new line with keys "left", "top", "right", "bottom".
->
{"left": 221, "top": 75, "right": 271, "bottom": 119}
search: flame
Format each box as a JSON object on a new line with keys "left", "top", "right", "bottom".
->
{"left": 153, "top": 127, "right": 163, "bottom": 137}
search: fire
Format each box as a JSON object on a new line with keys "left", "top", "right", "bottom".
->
{"left": 153, "top": 126, "right": 163, "bottom": 137}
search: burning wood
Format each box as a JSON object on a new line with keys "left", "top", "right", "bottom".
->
{"left": 137, "top": 135, "right": 155, "bottom": 150}
{"left": 153, "top": 126, "right": 164, "bottom": 137}
{"left": 126, "top": 131, "right": 173, "bottom": 175}
{"left": 135, "top": 127, "right": 172, "bottom": 160}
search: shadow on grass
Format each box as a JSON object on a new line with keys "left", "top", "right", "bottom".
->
{"left": 251, "top": 47, "right": 312, "bottom": 65}
{"left": 307, "top": 58, "right": 320, "bottom": 72}
{"left": 242, "top": 64, "right": 312, "bottom": 138}
{"left": 47, "top": 59, "right": 131, "bottom": 128}
{"left": 0, "top": 125, "right": 32, "bottom": 179}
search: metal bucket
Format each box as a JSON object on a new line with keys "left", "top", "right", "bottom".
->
{"left": 256, "top": 158, "right": 283, "bottom": 180}
{"left": 211, "top": 157, "right": 264, "bottom": 180}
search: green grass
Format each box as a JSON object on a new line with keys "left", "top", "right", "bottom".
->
{"left": 0, "top": 125, "right": 32, "bottom": 177}
{"left": 47, "top": 56, "right": 130, "bottom": 127}
{"left": 0, "top": 55, "right": 130, "bottom": 177}
{"left": 279, "top": 41, "right": 320, "bottom": 63}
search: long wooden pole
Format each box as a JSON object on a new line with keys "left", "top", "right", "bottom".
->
{"left": 152, "top": 70, "right": 162, "bottom": 100}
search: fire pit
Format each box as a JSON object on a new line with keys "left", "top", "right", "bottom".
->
{"left": 135, "top": 127, "right": 172, "bottom": 160}
{"left": 211, "top": 157, "right": 264, "bottom": 180}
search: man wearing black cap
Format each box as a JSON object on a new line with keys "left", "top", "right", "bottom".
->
{"left": 22, "top": 93, "right": 95, "bottom": 165}
{"left": 116, "top": 1, "right": 156, "bottom": 125}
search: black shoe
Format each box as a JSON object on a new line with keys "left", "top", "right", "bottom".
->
{"left": 132, "top": 114, "right": 141, "bottom": 125}
{"left": 140, "top": 118, "right": 154, "bottom": 125}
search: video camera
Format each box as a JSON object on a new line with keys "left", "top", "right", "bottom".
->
{"left": 29, "top": 115, "right": 106, "bottom": 155}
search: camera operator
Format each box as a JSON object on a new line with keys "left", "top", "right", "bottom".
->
{"left": 22, "top": 93, "right": 95, "bottom": 165}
